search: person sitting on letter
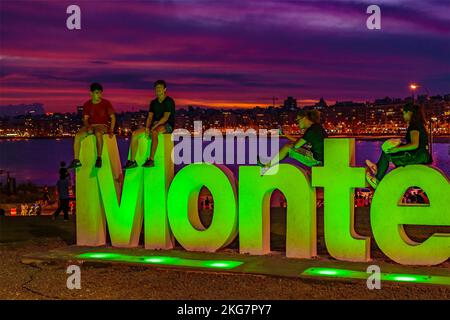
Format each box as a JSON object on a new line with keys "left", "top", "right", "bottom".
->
{"left": 68, "top": 82, "right": 115, "bottom": 169}
{"left": 123, "top": 80, "right": 176, "bottom": 169}
{"left": 259, "top": 109, "right": 327, "bottom": 171}
{"left": 365, "top": 103, "right": 432, "bottom": 189}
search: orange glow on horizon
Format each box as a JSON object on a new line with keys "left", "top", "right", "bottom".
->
{"left": 176, "top": 98, "right": 335, "bottom": 109}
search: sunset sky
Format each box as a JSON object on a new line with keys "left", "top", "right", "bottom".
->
{"left": 0, "top": 0, "right": 449, "bottom": 112}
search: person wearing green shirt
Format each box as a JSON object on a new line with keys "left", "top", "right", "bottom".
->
{"left": 123, "top": 80, "right": 176, "bottom": 169}
{"left": 259, "top": 109, "right": 327, "bottom": 171}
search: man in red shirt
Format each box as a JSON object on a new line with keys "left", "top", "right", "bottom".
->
{"left": 68, "top": 83, "right": 116, "bottom": 169}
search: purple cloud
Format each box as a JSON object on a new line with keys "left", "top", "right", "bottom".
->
{"left": 0, "top": 0, "right": 449, "bottom": 112}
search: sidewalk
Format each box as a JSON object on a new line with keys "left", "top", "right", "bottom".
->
{"left": 1, "top": 212, "right": 449, "bottom": 299}
{"left": 21, "top": 245, "right": 450, "bottom": 286}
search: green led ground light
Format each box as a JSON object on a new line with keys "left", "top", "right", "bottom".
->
{"left": 301, "top": 267, "right": 450, "bottom": 286}
{"left": 78, "top": 252, "right": 124, "bottom": 260}
{"left": 77, "top": 252, "right": 243, "bottom": 270}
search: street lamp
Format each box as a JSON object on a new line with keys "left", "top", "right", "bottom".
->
{"left": 409, "top": 83, "right": 418, "bottom": 101}
{"left": 409, "top": 83, "right": 430, "bottom": 102}
{"left": 408, "top": 82, "right": 433, "bottom": 155}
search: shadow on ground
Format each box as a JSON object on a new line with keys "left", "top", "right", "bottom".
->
{"left": 0, "top": 215, "right": 75, "bottom": 245}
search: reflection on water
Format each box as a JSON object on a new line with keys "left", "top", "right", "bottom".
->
{"left": 0, "top": 138, "right": 448, "bottom": 186}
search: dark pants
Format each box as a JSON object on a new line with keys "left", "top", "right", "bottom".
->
{"left": 53, "top": 199, "right": 70, "bottom": 219}
{"left": 375, "top": 150, "right": 431, "bottom": 181}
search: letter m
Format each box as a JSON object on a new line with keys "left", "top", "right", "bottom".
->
{"left": 75, "top": 135, "right": 173, "bottom": 247}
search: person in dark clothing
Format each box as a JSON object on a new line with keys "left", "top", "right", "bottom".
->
{"left": 42, "top": 185, "right": 51, "bottom": 205}
{"left": 52, "top": 172, "right": 71, "bottom": 221}
{"left": 365, "top": 103, "right": 432, "bottom": 189}
{"left": 59, "top": 161, "right": 69, "bottom": 179}
{"left": 124, "top": 80, "right": 176, "bottom": 169}
{"left": 259, "top": 109, "right": 328, "bottom": 171}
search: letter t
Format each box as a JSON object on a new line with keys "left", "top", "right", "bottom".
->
{"left": 312, "top": 138, "right": 370, "bottom": 262}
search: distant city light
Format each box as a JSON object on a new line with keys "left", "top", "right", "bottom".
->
{"left": 1, "top": 95, "right": 449, "bottom": 138}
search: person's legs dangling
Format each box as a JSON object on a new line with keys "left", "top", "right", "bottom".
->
{"left": 375, "top": 151, "right": 391, "bottom": 181}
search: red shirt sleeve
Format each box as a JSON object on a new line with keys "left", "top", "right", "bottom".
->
{"left": 82, "top": 102, "right": 90, "bottom": 117}
{"left": 106, "top": 100, "right": 115, "bottom": 115}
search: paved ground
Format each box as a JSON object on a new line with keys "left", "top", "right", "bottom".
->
{"left": 0, "top": 209, "right": 449, "bottom": 300}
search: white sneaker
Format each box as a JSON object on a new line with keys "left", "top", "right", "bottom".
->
{"left": 365, "top": 170, "right": 379, "bottom": 189}
{"left": 260, "top": 166, "right": 270, "bottom": 175}
{"left": 365, "top": 159, "right": 378, "bottom": 175}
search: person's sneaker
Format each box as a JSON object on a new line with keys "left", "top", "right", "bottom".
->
{"left": 365, "top": 170, "right": 379, "bottom": 189}
{"left": 142, "top": 159, "right": 154, "bottom": 167}
{"left": 123, "top": 160, "right": 138, "bottom": 169}
{"left": 67, "top": 159, "right": 82, "bottom": 169}
{"left": 260, "top": 166, "right": 270, "bottom": 175}
{"left": 256, "top": 156, "right": 267, "bottom": 167}
{"left": 95, "top": 157, "right": 102, "bottom": 168}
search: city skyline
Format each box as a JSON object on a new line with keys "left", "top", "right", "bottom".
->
{"left": 1, "top": 1, "right": 449, "bottom": 112}
{"left": 1, "top": 93, "right": 449, "bottom": 138}
{"left": 1, "top": 91, "right": 449, "bottom": 116}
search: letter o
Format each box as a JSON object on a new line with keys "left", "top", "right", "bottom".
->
{"left": 167, "top": 163, "right": 238, "bottom": 252}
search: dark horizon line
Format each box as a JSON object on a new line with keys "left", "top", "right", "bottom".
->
{"left": 2, "top": 91, "right": 449, "bottom": 114}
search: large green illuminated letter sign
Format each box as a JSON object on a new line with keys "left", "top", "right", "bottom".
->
{"left": 167, "top": 163, "right": 238, "bottom": 252}
{"left": 371, "top": 165, "right": 450, "bottom": 265}
{"left": 76, "top": 137, "right": 449, "bottom": 266}
{"left": 76, "top": 134, "right": 173, "bottom": 248}
{"left": 239, "top": 165, "right": 316, "bottom": 258}
{"left": 312, "top": 138, "right": 370, "bottom": 262}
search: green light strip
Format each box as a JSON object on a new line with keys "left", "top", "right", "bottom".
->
{"left": 301, "top": 267, "right": 450, "bottom": 286}
{"left": 77, "top": 252, "right": 243, "bottom": 270}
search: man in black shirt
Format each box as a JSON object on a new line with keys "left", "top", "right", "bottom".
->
{"left": 124, "top": 80, "right": 176, "bottom": 169}
{"left": 299, "top": 122, "right": 327, "bottom": 163}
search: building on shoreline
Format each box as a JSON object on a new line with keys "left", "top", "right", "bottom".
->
{"left": 1, "top": 94, "right": 449, "bottom": 137}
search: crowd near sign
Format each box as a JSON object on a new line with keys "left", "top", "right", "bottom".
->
{"left": 76, "top": 135, "right": 449, "bottom": 266}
